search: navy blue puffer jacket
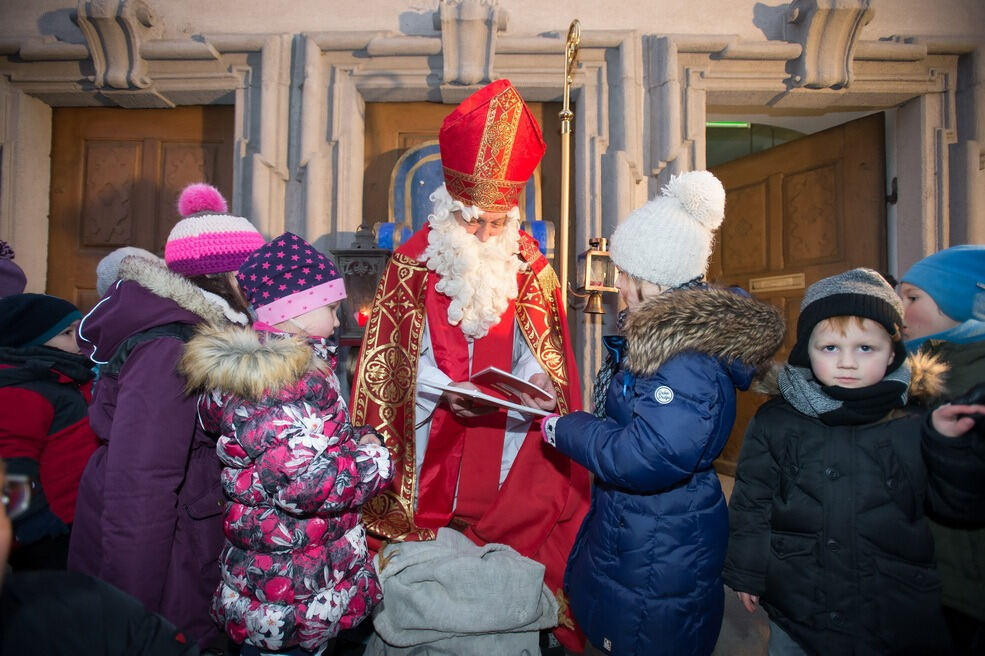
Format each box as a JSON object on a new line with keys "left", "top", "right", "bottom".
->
{"left": 552, "top": 287, "right": 785, "bottom": 656}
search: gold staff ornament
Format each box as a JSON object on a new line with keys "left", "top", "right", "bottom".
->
{"left": 559, "top": 19, "right": 580, "bottom": 309}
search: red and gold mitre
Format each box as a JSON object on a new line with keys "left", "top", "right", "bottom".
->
{"left": 438, "top": 79, "right": 546, "bottom": 212}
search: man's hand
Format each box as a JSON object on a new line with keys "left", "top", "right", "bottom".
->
{"left": 931, "top": 404, "right": 985, "bottom": 437}
{"left": 519, "top": 373, "right": 557, "bottom": 412}
{"left": 736, "top": 591, "right": 760, "bottom": 613}
{"left": 443, "top": 382, "right": 497, "bottom": 418}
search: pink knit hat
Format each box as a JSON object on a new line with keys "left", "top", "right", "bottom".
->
{"left": 236, "top": 232, "right": 346, "bottom": 325}
{"left": 164, "top": 183, "right": 266, "bottom": 276}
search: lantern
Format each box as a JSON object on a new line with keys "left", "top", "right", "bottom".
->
{"left": 331, "top": 224, "right": 391, "bottom": 344}
{"left": 572, "top": 237, "right": 617, "bottom": 314}
{"left": 576, "top": 237, "right": 618, "bottom": 293}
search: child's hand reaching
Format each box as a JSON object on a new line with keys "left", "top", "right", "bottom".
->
{"left": 931, "top": 404, "right": 985, "bottom": 437}
{"left": 736, "top": 591, "right": 760, "bottom": 613}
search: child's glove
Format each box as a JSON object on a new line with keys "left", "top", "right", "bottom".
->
{"left": 540, "top": 414, "right": 560, "bottom": 447}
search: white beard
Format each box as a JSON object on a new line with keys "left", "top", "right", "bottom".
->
{"left": 423, "top": 212, "right": 526, "bottom": 340}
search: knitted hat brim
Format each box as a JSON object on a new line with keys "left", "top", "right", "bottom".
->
{"left": 253, "top": 279, "right": 347, "bottom": 325}
{"left": 789, "top": 292, "right": 903, "bottom": 368}
{"left": 26, "top": 310, "right": 83, "bottom": 347}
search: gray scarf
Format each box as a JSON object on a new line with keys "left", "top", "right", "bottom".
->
{"left": 777, "top": 360, "right": 911, "bottom": 426}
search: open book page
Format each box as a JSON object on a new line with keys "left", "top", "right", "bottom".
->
{"left": 469, "top": 366, "right": 554, "bottom": 403}
{"left": 419, "top": 380, "right": 551, "bottom": 417}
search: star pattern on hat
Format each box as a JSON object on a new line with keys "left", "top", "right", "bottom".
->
{"left": 237, "top": 233, "right": 343, "bottom": 317}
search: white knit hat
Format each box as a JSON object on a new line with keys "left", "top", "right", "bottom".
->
{"left": 610, "top": 170, "right": 726, "bottom": 287}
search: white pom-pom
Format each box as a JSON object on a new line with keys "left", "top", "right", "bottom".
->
{"left": 662, "top": 170, "right": 726, "bottom": 230}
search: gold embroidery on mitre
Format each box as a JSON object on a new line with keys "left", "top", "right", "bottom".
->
{"left": 475, "top": 84, "right": 524, "bottom": 180}
{"left": 443, "top": 167, "right": 525, "bottom": 212}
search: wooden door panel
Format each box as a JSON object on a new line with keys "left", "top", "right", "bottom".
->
{"left": 48, "top": 106, "right": 234, "bottom": 311}
{"left": 711, "top": 112, "right": 886, "bottom": 474}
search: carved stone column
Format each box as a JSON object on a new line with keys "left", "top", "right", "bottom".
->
{"left": 895, "top": 81, "right": 958, "bottom": 272}
{"left": 434, "top": 0, "right": 508, "bottom": 86}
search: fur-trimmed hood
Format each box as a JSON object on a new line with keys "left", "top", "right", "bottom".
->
{"left": 116, "top": 256, "right": 246, "bottom": 326}
{"left": 78, "top": 256, "right": 247, "bottom": 365}
{"left": 623, "top": 286, "right": 786, "bottom": 377}
{"left": 755, "top": 349, "right": 948, "bottom": 403}
{"left": 180, "top": 324, "right": 325, "bottom": 400}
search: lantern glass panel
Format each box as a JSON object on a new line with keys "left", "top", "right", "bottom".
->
{"left": 584, "top": 250, "right": 615, "bottom": 292}
{"left": 333, "top": 249, "right": 390, "bottom": 344}
{"left": 578, "top": 237, "right": 618, "bottom": 293}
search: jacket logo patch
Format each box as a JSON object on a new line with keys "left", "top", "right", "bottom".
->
{"left": 654, "top": 385, "right": 674, "bottom": 404}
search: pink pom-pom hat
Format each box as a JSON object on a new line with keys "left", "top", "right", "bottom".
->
{"left": 165, "top": 183, "right": 266, "bottom": 276}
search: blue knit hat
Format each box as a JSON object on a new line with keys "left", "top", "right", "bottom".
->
{"left": 901, "top": 245, "right": 985, "bottom": 322}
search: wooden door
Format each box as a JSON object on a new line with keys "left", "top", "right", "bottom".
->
{"left": 709, "top": 113, "right": 886, "bottom": 474}
{"left": 363, "top": 101, "right": 563, "bottom": 228}
{"left": 47, "top": 106, "right": 234, "bottom": 311}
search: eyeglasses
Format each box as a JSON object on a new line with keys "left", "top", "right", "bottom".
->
{"left": 2, "top": 474, "right": 33, "bottom": 520}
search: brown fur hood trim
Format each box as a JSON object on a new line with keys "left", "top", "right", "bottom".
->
{"left": 623, "top": 286, "right": 786, "bottom": 377}
{"left": 118, "top": 256, "right": 247, "bottom": 326}
{"left": 755, "top": 349, "right": 948, "bottom": 402}
{"left": 179, "top": 324, "right": 322, "bottom": 400}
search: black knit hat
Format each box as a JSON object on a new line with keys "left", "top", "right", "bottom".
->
{"left": 789, "top": 268, "right": 905, "bottom": 370}
{"left": 0, "top": 293, "right": 82, "bottom": 348}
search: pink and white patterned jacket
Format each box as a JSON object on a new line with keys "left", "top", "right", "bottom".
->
{"left": 180, "top": 325, "right": 393, "bottom": 653}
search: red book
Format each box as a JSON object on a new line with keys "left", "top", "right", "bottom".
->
{"left": 470, "top": 366, "right": 553, "bottom": 403}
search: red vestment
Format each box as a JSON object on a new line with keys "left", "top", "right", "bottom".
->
{"left": 350, "top": 226, "right": 590, "bottom": 650}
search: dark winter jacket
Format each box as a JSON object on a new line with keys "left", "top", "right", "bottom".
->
{"left": 1, "top": 570, "right": 199, "bottom": 656}
{"left": 180, "top": 325, "right": 393, "bottom": 652}
{"left": 68, "top": 257, "right": 241, "bottom": 647}
{"left": 918, "top": 338, "right": 985, "bottom": 621}
{"left": 723, "top": 353, "right": 983, "bottom": 655}
{"left": 0, "top": 346, "right": 99, "bottom": 560}
{"left": 553, "top": 287, "right": 785, "bottom": 656}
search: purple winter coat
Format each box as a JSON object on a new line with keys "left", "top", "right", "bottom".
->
{"left": 179, "top": 324, "right": 393, "bottom": 653}
{"left": 68, "top": 256, "right": 242, "bottom": 646}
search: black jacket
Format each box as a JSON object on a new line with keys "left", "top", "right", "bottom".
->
{"left": 1, "top": 570, "right": 199, "bottom": 655}
{"left": 723, "top": 355, "right": 982, "bottom": 655}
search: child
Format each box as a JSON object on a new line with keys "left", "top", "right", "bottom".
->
{"left": 541, "top": 171, "right": 787, "bottom": 655}
{"left": 0, "top": 293, "right": 99, "bottom": 570}
{"left": 180, "top": 232, "right": 394, "bottom": 656}
{"left": 68, "top": 182, "right": 266, "bottom": 648}
{"left": 899, "top": 244, "right": 985, "bottom": 653}
{"left": 724, "top": 268, "right": 985, "bottom": 655}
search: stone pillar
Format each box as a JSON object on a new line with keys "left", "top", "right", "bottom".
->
{"left": 0, "top": 81, "right": 51, "bottom": 291}
{"left": 895, "top": 88, "right": 956, "bottom": 273}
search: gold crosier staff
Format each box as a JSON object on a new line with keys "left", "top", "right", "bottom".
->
{"left": 559, "top": 19, "right": 580, "bottom": 309}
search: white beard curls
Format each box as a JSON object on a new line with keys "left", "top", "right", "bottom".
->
{"left": 422, "top": 185, "right": 527, "bottom": 340}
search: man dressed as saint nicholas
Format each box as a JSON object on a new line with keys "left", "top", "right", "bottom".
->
{"left": 350, "top": 79, "right": 590, "bottom": 652}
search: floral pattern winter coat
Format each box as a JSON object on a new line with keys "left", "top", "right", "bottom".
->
{"left": 180, "top": 325, "right": 393, "bottom": 652}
